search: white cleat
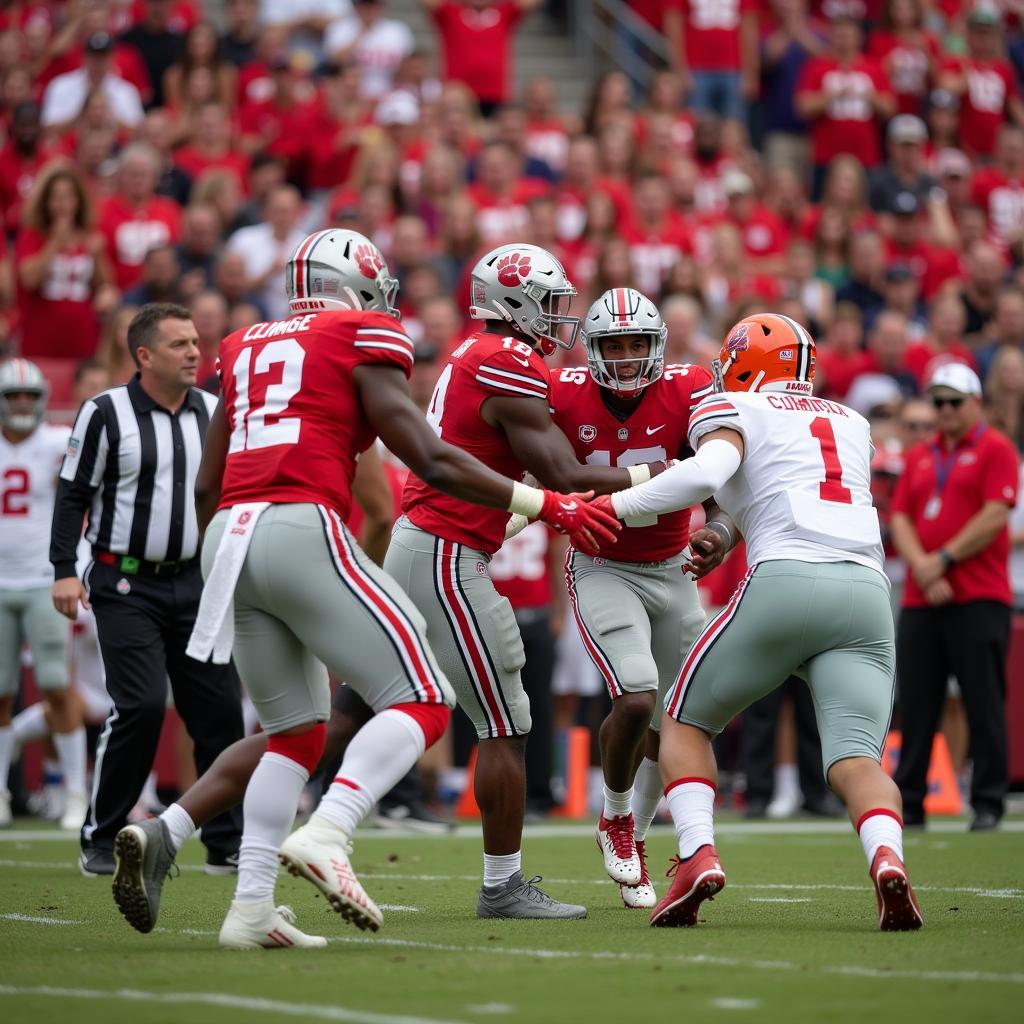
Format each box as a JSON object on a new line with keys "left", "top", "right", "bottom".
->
{"left": 0, "top": 790, "right": 11, "bottom": 829}
{"left": 219, "top": 901, "right": 327, "bottom": 950}
{"left": 60, "top": 790, "right": 89, "bottom": 832}
{"left": 620, "top": 839, "right": 657, "bottom": 909}
{"left": 596, "top": 813, "right": 642, "bottom": 886}
{"left": 278, "top": 815, "right": 383, "bottom": 932}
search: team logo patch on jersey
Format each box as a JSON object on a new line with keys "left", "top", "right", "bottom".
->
{"left": 726, "top": 322, "right": 750, "bottom": 355}
{"left": 579, "top": 424, "right": 597, "bottom": 442}
{"left": 66, "top": 437, "right": 80, "bottom": 457}
{"left": 496, "top": 252, "right": 532, "bottom": 287}
{"left": 618, "top": 427, "right": 629, "bottom": 440}
{"left": 116, "top": 577, "right": 131, "bottom": 595}
{"left": 355, "top": 244, "right": 383, "bottom": 279}
{"left": 476, "top": 561, "right": 488, "bottom": 576}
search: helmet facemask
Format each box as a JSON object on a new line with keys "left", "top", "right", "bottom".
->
{"left": 586, "top": 329, "right": 667, "bottom": 396}
{"left": 524, "top": 282, "right": 580, "bottom": 354}
{"left": 0, "top": 387, "right": 47, "bottom": 433}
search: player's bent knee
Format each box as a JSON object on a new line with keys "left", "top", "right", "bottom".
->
{"left": 611, "top": 690, "right": 656, "bottom": 726}
{"left": 266, "top": 721, "right": 327, "bottom": 773}
{"left": 392, "top": 701, "right": 451, "bottom": 749}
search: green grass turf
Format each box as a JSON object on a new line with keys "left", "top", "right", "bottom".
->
{"left": 0, "top": 819, "right": 1021, "bottom": 1024}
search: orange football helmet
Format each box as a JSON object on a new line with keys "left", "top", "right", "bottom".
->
{"left": 712, "top": 313, "right": 816, "bottom": 396}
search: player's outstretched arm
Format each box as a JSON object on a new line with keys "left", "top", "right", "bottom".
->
{"left": 195, "top": 397, "right": 229, "bottom": 538}
{"left": 484, "top": 394, "right": 663, "bottom": 495}
{"left": 355, "top": 365, "right": 620, "bottom": 553}
{"left": 601, "top": 427, "right": 745, "bottom": 521}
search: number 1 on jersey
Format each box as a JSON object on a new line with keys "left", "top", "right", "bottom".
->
{"left": 809, "top": 417, "right": 853, "bottom": 504}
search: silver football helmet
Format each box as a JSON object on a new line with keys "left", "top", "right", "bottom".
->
{"left": 582, "top": 288, "right": 667, "bottom": 395}
{"left": 0, "top": 358, "right": 48, "bottom": 433}
{"left": 469, "top": 243, "right": 580, "bottom": 354}
{"left": 286, "top": 229, "right": 399, "bottom": 317}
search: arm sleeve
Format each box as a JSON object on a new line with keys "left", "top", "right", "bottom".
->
{"left": 475, "top": 351, "right": 549, "bottom": 401}
{"left": 981, "top": 439, "right": 1020, "bottom": 507}
{"left": 611, "top": 438, "right": 743, "bottom": 519}
{"left": 353, "top": 312, "right": 415, "bottom": 377}
{"left": 50, "top": 400, "right": 108, "bottom": 580}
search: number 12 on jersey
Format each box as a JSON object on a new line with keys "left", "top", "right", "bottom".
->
{"left": 228, "top": 338, "right": 306, "bottom": 452}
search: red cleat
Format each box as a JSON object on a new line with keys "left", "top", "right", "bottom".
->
{"left": 649, "top": 844, "right": 725, "bottom": 928}
{"left": 870, "top": 846, "right": 923, "bottom": 931}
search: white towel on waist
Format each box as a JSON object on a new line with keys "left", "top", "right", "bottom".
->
{"left": 186, "top": 502, "right": 270, "bottom": 664}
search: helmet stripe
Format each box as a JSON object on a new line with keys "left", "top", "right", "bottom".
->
{"left": 303, "top": 230, "right": 331, "bottom": 300}
{"left": 292, "top": 230, "right": 328, "bottom": 301}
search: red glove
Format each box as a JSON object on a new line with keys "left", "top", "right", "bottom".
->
{"left": 537, "top": 490, "right": 621, "bottom": 556}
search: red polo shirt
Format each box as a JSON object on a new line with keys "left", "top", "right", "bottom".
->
{"left": 892, "top": 423, "right": 1019, "bottom": 607}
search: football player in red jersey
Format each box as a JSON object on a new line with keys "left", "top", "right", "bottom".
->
{"left": 549, "top": 288, "right": 734, "bottom": 909}
{"left": 112, "top": 229, "right": 618, "bottom": 950}
{"left": 386, "top": 244, "right": 697, "bottom": 920}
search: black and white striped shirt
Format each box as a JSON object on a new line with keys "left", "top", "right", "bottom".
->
{"left": 50, "top": 375, "right": 215, "bottom": 579}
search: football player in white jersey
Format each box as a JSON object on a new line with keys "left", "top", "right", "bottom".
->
{"left": 594, "top": 314, "right": 923, "bottom": 933}
{"left": 0, "top": 359, "right": 89, "bottom": 830}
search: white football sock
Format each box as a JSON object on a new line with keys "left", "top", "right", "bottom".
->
{"left": 315, "top": 709, "right": 426, "bottom": 836}
{"left": 483, "top": 851, "right": 522, "bottom": 887}
{"left": 234, "top": 752, "right": 309, "bottom": 903}
{"left": 631, "top": 757, "right": 663, "bottom": 840}
{"left": 53, "top": 727, "right": 87, "bottom": 795}
{"left": 602, "top": 784, "right": 633, "bottom": 819}
{"left": 0, "top": 726, "right": 14, "bottom": 792}
{"left": 160, "top": 802, "right": 197, "bottom": 853}
{"left": 665, "top": 779, "right": 716, "bottom": 860}
{"left": 858, "top": 810, "right": 904, "bottom": 866}
{"left": 12, "top": 703, "right": 48, "bottom": 745}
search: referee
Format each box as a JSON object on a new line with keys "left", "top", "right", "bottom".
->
{"left": 51, "top": 303, "right": 243, "bottom": 876}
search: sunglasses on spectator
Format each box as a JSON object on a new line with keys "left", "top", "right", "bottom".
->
{"left": 931, "top": 396, "right": 964, "bottom": 409}
{"left": 901, "top": 419, "right": 937, "bottom": 431}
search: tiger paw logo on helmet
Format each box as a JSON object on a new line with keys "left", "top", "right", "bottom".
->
{"left": 497, "top": 252, "right": 532, "bottom": 287}
{"left": 355, "top": 244, "right": 383, "bottom": 279}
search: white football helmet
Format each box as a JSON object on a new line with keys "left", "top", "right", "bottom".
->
{"left": 0, "top": 358, "right": 48, "bottom": 433}
{"left": 582, "top": 289, "right": 667, "bottom": 395}
{"left": 286, "top": 229, "right": 399, "bottom": 317}
{"left": 469, "top": 243, "right": 580, "bottom": 355}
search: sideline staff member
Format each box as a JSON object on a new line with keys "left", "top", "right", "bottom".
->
{"left": 891, "top": 363, "right": 1017, "bottom": 832}
{"left": 51, "top": 303, "right": 243, "bottom": 875}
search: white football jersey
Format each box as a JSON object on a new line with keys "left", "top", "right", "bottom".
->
{"left": 0, "top": 423, "right": 71, "bottom": 588}
{"left": 688, "top": 391, "right": 884, "bottom": 574}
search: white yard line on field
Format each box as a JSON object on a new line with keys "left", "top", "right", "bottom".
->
{"left": 0, "top": 985, "right": 471, "bottom": 1024}
{"left": 0, "top": 912, "right": 83, "bottom": 925}
{"left": 747, "top": 897, "right": 812, "bottom": 903}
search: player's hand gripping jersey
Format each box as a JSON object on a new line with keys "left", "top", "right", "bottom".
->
{"left": 687, "top": 390, "right": 884, "bottom": 572}
{"left": 550, "top": 362, "right": 713, "bottom": 562}
{"left": 402, "top": 330, "right": 551, "bottom": 554}
{"left": 217, "top": 309, "right": 412, "bottom": 518}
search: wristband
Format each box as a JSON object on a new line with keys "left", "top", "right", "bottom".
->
{"left": 705, "top": 520, "right": 735, "bottom": 551}
{"left": 508, "top": 480, "right": 544, "bottom": 518}
{"left": 627, "top": 464, "right": 652, "bottom": 486}
{"left": 939, "top": 547, "right": 955, "bottom": 569}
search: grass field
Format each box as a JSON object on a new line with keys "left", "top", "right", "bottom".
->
{"left": 1, "top": 817, "right": 1022, "bottom": 1024}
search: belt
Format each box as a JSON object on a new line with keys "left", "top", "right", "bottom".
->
{"left": 93, "top": 550, "right": 199, "bottom": 577}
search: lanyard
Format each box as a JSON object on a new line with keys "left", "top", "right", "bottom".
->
{"left": 930, "top": 423, "right": 985, "bottom": 497}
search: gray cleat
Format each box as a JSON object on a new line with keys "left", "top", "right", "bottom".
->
{"left": 113, "top": 818, "right": 177, "bottom": 934}
{"left": 476, "top": 871, "right": 587, "bottom": 920}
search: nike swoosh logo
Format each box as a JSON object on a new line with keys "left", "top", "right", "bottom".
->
{"left": 559, "top": 501, "right": 577, "bottom": 511}
{"left": 646, "top": 425, "right": 665, "bottom": 435}
{"left": 511, "top": 355, "right": 531, "bottom": 368}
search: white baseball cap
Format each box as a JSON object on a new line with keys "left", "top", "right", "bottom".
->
{"left": 927, "top": 362, "right": 982, "bottom": 397}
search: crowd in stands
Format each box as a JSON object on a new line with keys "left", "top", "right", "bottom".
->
{"left": 0, "top": 0, "right": 1022, "bottom": 583}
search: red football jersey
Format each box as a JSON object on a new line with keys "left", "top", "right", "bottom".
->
{"left": 971, "top": 167, "right": 1024, "bottom": 246}
{"left": 940, "top": 57, "right": 1018, "bottom": 156}
{"left": 218, "top": 310, "right": 413, "bottom": 518}
{"left": 490, "top": 521, "right": 555, "bottom": 610}
{"left": 550, "top": 363, "right": 714, "bottom": 562}
{"left": 99, "top": 195, "right": 182, "bottom": 291}
{"left": 402, "top": 330, "right": 550, "bottom": 555}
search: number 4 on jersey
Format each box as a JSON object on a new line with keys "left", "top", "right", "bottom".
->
{"left": 809, "top": 417, "right": 853, "bottom": 504}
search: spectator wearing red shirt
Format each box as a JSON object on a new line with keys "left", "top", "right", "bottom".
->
{"left": 620, "top": 174, "right": 693, "bottom": 297}
{"left": 99, "top": 142, "right": 183, "bottom": 291}
{"left": 867, "top": 0, "right": 937, "bottom": 117}
{"left": 719, "top": 168, "right": 790, "bottom": 273}
{"left": 424, "top": 0, "right": 542, "bottom": 117}
{"left": 815, "top": 301, "right": 872, "bottom": 399}
{"left": 307, "top": 61, "right": 372, "bottom": 194}
{"left": 971, "top": 123, "right": 1024, "bottom": 250}
{"left": 891, "top": 362, "right": 1018, "bottom": 831}
{"left": 553, "top": 135, "right": 630, "bottom": 243}
{"left": 14, "top": 163, "right": 116, "bottom": 360}
{"left": 937, "top": 6, "right": 1024, "bottom": 158}
{"left": 466, "top": 140, "right": 549, "bottom": 244}
{"left": 173, "top": 100, "right": 249, "bottom": 191}
{"left": 908, "top": 291, "right": 978, "bottom": 384}
{"left": 883, "top": 190, "right": 961, "bottom": 300}
{"left": 796, "top": 14, "right": 895, "bottom": 193}
{"left": 0, "top": 101, "right": 59, "bottom": 237}
{"left": 664, "top": 0, "right": 759, "bottom": 122}
{"left": 523, "top": 77, "right": 570, "bottom": 175}
{"left": 860, "top": 308, "right": 921, "bottom": 394}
